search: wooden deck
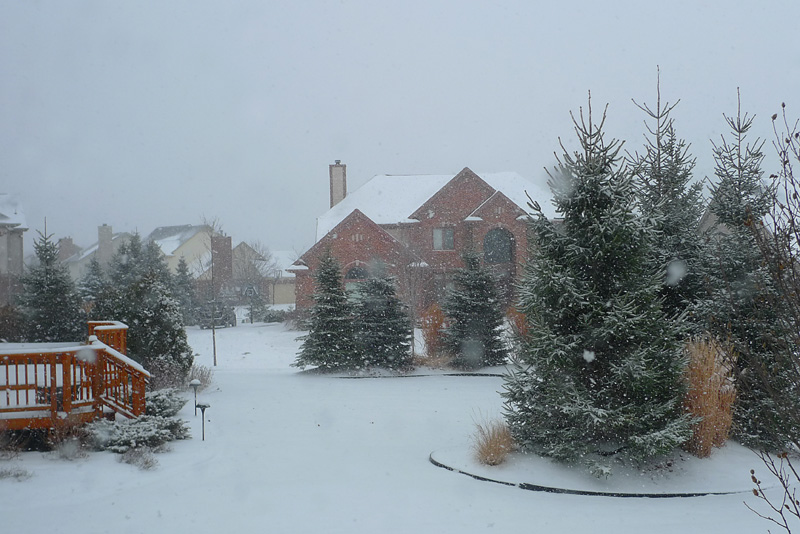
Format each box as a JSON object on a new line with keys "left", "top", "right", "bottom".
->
{"left": 0, "top": 321, "right": 149, "bottom": 431}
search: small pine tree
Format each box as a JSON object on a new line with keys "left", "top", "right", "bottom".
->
{"left": 353, "top": 273, "right": 413, "bottom": 371}
{"left": 78, "top": 257, "right": 108, "bottom": 304}
{"left": 503, "top": 99, "right": 691, "bottom": 473}
{"left": 173, "top": 256, "right": 198, "bottom": 326}
{"left": 701, "top": 96, "right": 798, "bottom": 448}
{"left": 294, "top": 253, "right": 359, "bottom": 371}
{"left": 442, "top": 251, "right": 507, "bottom": 369}
{"left": 19, "top": 232, "right": 85, "bottom": 342}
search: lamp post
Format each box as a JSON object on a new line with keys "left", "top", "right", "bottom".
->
{"left": 189, "top": 379, "right": 201, "bottom": 416}
{"left": 196, "top": 403, "right": 210, "bottom": 440}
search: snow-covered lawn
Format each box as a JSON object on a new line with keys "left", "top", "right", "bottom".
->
{"left": 0, "top": 323, "right": 780, "bottom": 533}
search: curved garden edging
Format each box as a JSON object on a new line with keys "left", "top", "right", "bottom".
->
{"left": 429, "top": 448, "right": 760, "bottom": 498}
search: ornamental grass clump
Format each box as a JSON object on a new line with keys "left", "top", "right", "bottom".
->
{"left": 473, "top": 418, "right": 515, "bottom": 466}
{"left": 683, "top": 337, "right": 736, "bottom": 458}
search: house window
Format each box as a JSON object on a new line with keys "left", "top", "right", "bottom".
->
{"left": 344, "top": 265, "right": 369, "bottom": 299}
{"left": 484, "top": 228, "right": 514, "bottom": 263}
{"left": 350, "top": 233, "right": 364, "bottom": 242}
{"left": 433, "top": 228, "right": 454, "bottom": 251}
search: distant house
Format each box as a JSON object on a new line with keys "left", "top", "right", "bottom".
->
{"left": 0, "top": 194, "right": 27, "bottom": 306}
{"left": 269, "top": 250, "right": 298, "bottom": 307}
{"left": 145, "top": 224, "right": 214, "bottom": 275}
{"left": 63, "top": 224, "right": 133, "bottom": 281}
{"left": 290, "top": 163, "right": 552, "bottom": 313}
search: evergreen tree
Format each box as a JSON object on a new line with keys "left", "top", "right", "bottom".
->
{"left": 442, "top": 252, "right": 507, "bottom": 369}
{"left": 628, "top": 85, "right": 707, "bottom": 324}
{"left": 19, "top": 232, "right": 85, "bottom": 342}
{"left": 353, "top": 272, "right": 413, "bottom": 371}
{"left": 294, "top": 253, "right": 359, "bottom": 371}
{"left": 78, "top": 257, "right": 108, "bottom": 304}
{"left": 701, "top": 98, "right": 797, "bottom": 448}
{"left": 94, "top": 233, "right": 193, "bottom": 386}
{"left": 173, "top": 256, "right": 198, "bottom": 326}
{"left": 503, "top": 100, "right": 691, "bottom": 474}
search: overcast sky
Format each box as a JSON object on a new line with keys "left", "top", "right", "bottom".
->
{"left": 2, "top": 1, "right": 798, "bottom": 258}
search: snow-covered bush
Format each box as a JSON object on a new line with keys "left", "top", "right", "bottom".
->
{"left": 86, "top": 415, "right": 190, "bottom": 453}
{"left": 145, "top": 388, "right": 188, "bottom": 418}
{"left": 119, "top": 446, "right": 159, "bottom": 470}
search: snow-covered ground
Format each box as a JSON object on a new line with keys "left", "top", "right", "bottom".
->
{"left": 0, "top": 323, "right": 782, "bottom": 533}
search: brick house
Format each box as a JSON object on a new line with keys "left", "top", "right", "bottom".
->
{"left": 290, "top": 163, "right": 552, "bottom": 314}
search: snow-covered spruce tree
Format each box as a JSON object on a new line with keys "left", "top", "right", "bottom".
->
{"left": 78, "top": 257, "right": 108, "bottom": 304}
{"left": 701, "top": 99, "right": 798, "bottom": 448}
{"left": 94, "top": 234, "right": 193, "bottom": 388}
{"left": 628, "top": 85, "right": 707, "bottom": 325}
{"left": 442, "top": 251, "right": 507, "bottom": 370}
{"left": 294, "top": 252, "right": 359, "bottom": 371}
{"left": 352, "top": 272, "right": 413, "bottom": 371}
{"left": 173, "top": 256, "right": 198, "bottom": 326}
{"left": 19, "top": 232, "right": 85, "bottom": 342}
{"left": 503, "top": 100, "right": 692, "bottom": 474}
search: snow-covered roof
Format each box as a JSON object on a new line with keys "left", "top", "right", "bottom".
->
{"left": 271, "top": 250, "right": 300, "bottom": 278}
{"left": 67, "top": 232, "right": 130, "bottom": 263}
{"left": 0, "top": 194, "right": 27, "bottom": 229}
{"left": 146, "top": 225, "right": 208, "bottom": 257}
{"left": 314, "top": 171, "right": 554, "bottom": 241}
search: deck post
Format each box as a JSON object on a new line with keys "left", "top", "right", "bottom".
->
{"left": 61, "top": 352, "right": 73, "bottom": 415}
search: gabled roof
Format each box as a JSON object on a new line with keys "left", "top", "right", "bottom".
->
{"left": 314, "top": 168, "right": 553, "bottom": 241}
{"left": 0, "top": 194, "right": 27, "bottom": 229}
{"left": 296, "top": 209, "right": 418, "bottom": 270}
{"left": 145, "top": 224, "right": 210, "bottom": 257}
{"left": 65, "top": 232, "right": 132, "bottom": 263}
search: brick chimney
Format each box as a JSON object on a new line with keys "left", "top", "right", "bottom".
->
{"left": 57, "top": 237, "right": 79, "bottom": 262}
{"left": 329, "top": 160, "right": 347, "bottom": 208}
{"left": 97, "top": 224, "right": 113, "bottom": 267}
{"left": 211, "top": 235, "right": 233, "bottom": 294}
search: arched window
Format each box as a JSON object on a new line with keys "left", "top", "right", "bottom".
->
{"left": 345, "top": 266, "right": 369, "bottom": 280}
{"left": 344, "top": 265, "right": 369, "bottom": 300}
{"left": 483, "top": 228, "right": 514, "bottom": 264}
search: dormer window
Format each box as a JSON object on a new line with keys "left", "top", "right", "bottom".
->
{"left": 433, "top": 228, "right": 454, "bottom": 250}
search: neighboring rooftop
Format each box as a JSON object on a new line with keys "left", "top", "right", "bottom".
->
{"left": 314, "top": 170, "right": 554, "bottom": 241}
{"left": 0, "top": 194, "right": 27, "bottom": 229}
{"left": 145, "top": 224, "right": 210, "bottom": 257}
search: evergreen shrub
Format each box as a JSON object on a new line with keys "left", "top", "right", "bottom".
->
{"left": 145, "top": 389, "right": 188, "bottom": 418}
{"left": 86, "top": 415, "right": 190, "bottom": 453}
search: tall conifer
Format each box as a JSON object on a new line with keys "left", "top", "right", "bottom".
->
{"left": 294, "top": 253, "right": 359, "bottom": 371}
{"left": 503, "top": 99, "right": 691, "bottom": 474}
{"left": 19, "top": 232, "right": 85, "bottom": 342}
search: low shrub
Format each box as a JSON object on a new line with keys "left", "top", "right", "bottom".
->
{"left": 119, "top": 446, "right": 159, "bottom": 470}
{"left": 0, "top": 466, "right": 32, "bottom": 481}
{"left": 683, "top": 337, "right": 736, "bottom": 458}
{"left": 186, "top": 364, "right": 214, "bottom": 391}
{"left": 262, "top": 308, "right": 289, "bottom": 323}
{"left": 146, "top": 389, "right": 188, "bottom": 417}
{"left": 147, "top": 358, "right": 193, "bottom": 391}
{"left": 473, "top": 418, "right": 515, "bottom": 466}
{"left": 86, "top": 415, "right": 190, "bottom": 453}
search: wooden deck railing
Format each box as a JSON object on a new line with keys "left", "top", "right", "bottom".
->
{"left": 0, "top": 321, "right": 149, "bottom": 431}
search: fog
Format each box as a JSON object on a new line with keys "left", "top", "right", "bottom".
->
{"left": 1, "top": 0, "right": 797, "bottom": 255}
